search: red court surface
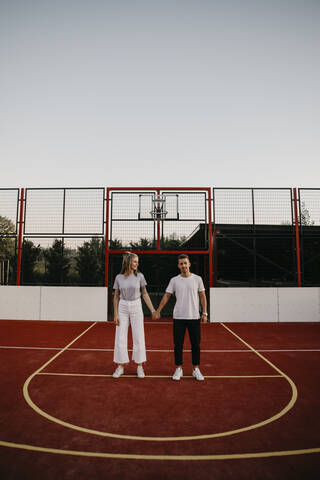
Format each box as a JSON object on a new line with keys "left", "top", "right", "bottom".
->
{"left": 0, "top": 320, "right": 320, "bottom": 480}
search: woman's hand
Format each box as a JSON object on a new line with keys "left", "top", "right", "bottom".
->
{"left": 114, "top": 315, "right": 120, "bottom": 326}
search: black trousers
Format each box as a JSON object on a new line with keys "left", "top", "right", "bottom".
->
{"left": 173, "top": 319, "right": 201, "bottom": 366}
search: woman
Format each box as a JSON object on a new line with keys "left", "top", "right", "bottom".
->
{"left": 112, "top": 252, "right": 156, "bottom": 378}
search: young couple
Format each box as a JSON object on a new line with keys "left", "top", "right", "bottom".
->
{"left": 112, "top": 252, "right": 208, "bottom": 381}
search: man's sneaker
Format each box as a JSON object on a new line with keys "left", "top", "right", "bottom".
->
{"left": 137, "top": 365, "right": 145, "bottom": 378}
{"left": 172, "top": 367, "right": 183, "bottom": 381}
{"left": 112, "top": 365, "right": 124, "bottom": 378}
{"left": 192, "top": 367, "right": 204, "bottom": 381}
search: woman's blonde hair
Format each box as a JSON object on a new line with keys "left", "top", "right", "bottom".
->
{"left": 120, "top": 252, "right": 139, "bottom": 276}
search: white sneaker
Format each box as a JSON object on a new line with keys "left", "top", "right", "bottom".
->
{"left": 192, "top": 367, "right": 204, "bottom": 381}
{"left": 137, "top": 365, "right": 145, "bottom": 378}
{"left": 112, "top": 365, "right": 124, "bottom": 378}
{"left": 172, "top": 367, "right": 183, "bottom": 381}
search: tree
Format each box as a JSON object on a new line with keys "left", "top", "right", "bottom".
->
{"left": 129, "top": 237, "right": 154, "bottom": 250}
{"left": 43, "top": 239, "right": 71, "bottom": 284}
{"left": 162, "top": 233, "right": 187, "bottom": 249}
{"left": 281, "top": 202, "right": 315, "bottom": 227}
{"left": 301, "top": 202, "right": 315, "bottom": 226}
{"left": 76, "top": 237, "right": 105, "bottom": 285}
{"left": 0, "top": 216, "right": 16, "bottom": 261}
{"left": 109, "top": 238, "right": 123, "bottom": 249}
{"left": 21, "top": 240, "right": 42, "bottom": 284}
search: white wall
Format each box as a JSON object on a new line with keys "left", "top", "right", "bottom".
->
{"left": 0, "top": 286, "right": 42, "bottom": 320}
{"left": 210, "top": 287, "right": 320, "bottom": 322}
{"left": 1, "top": 286, "right": 320, "bottom": 322}
{"left": 0, "top": 286, "right": 108, "bottom": 322}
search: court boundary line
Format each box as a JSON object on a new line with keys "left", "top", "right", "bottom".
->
{"left": 1, "top": 345, "right": 320, "bottom": 353}
{"left": 38, "top": 372, "right": 283, "bottom": 379}
{"left": 0, "top": 439, "right": 320, "bottom": 460}
{"left": 22, "top": 322, "right": 297, "bottom": 442}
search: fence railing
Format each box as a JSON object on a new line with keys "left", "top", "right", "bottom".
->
{"left": 0, "top": 186, "right": 319, "bottom": 287}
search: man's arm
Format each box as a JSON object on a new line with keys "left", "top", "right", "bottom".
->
{"left": 155, "top": 292, "right": 172, "bottom": 319}
{"left": 199, "top": 290, "right": 208, "bottom": 323}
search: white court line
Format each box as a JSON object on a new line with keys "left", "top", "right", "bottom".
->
{"left": 0, "top": 346, "right": 62, "bottom": 351}
{"left": 38, "top": 372, "right": 282, "bottom": 379}
{"left": 1, "top": 345, "right": 320, "bottom": 353}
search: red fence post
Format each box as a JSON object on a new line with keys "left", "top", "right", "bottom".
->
{"left": 208, "top": 188, "right": 213, "bottom": 288}
{"left": 293, "top": 187, "right": 302, "bottom": 287}
{"left": 105, "top": 188, "right": 110, "bottom": 288}
{"left": 156, "top": 188, "right": 161, "bottom": 251}
{"left": 16, "top": 188, "right": 24, "bottom": 286}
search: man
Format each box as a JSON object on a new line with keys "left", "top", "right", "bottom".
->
{"left": 155, "top": 254, "right": 208, "bottom": 381}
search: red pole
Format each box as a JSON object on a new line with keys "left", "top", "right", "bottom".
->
{"left": 293, "top": 188, "right": 302, "bottom": 287}
{"left": 156, "top": 188, "right": 161, "bottom": 251}
{"left": 208, "top": 188, "right": 213, "bottom": 288}
{"left": 16, "top": 188, "right": 24, "bottom": 286}
{"left": 105, "top": 188, "right": 110, "bottom": 287}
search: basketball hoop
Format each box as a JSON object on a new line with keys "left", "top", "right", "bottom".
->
{"left": 150, "top": 195, "right": 168, "bottom": 220}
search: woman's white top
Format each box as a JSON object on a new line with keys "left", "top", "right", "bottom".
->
{"left": 113, "top": 272, "right": 147, "bottom": 301}
{"left": 166, "top": 273, "right": 205, "bottom": 319}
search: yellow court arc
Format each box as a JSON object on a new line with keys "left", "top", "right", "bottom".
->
{"left": 22, "top": 322, "right": 298, "bottom": 442}
{"left": 1, "top": 439, "right": 320, "bottom": 461}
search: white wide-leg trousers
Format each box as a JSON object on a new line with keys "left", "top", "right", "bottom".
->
{"left": 113, "top": 298, "right": 146, "bottom": 364}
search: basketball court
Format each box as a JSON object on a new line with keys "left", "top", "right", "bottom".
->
{"left": 0, "top": 320, "right": 320, "bottom": 479}
{"left": 1, "top": 187, "right": 320, "bottom": 478}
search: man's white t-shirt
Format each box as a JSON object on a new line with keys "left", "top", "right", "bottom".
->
{"left": 166, "top": 273, "right": 205, "bottom": 320}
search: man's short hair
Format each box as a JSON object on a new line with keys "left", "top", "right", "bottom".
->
{"left": 178, "top": 254, "right": 190, "bottom": 262}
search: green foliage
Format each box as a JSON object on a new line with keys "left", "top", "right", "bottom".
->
{"left": 43, "top": 239, "right": 71, "bottom": 284}
{"left": 0, "top": 215, "right": 15, "bottom": 235}
{"left": 109, "top": 238, "right": 123, "bottom": 249}
{"left": 129, "top": 237, "right": 155, "bottom": 250}
{"left": 76, "top": 237, "right": 105, "bottom": 285}
{"left": 301, "top": 202, "right": 315, "bottom": 226}
{"left": 0, "top": 216, "right": 16, "bottom": 261}
{"left": 110, "top": 234, "right": 187, "bottom": 251}
{"left": 21, "top": 240, "right": 42, "bottom": 283}
{"left": 161, "top": 233, "right": 187, "bottom": 249}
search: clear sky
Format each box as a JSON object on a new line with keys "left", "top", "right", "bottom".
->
{"left": 1, "top": 0, "right": 319, "bottom": 188}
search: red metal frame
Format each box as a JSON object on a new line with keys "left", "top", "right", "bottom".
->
{"left": 105, "top": 187, "right": 213, "bottom": 288}
{"left": 293, "top": 187, "right": 302, "bottom": 287}
{"left": 16, "top": 188, "right": 25, "bottom": 286}
{"left": 105, "top": 187, "right": 111, "bottom": 287}
{"left": 208, "top": 188, "right": 213, "bottom": 287}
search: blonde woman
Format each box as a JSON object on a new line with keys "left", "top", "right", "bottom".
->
{"left": 112, "top": 252, "right": 156, "bottom": 378}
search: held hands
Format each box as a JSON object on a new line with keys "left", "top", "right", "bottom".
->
{"left": 152, "top": 310, "right": 161, "bottom": 320}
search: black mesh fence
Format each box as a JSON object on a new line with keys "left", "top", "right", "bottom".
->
{"left": 21, "top": 188, "right": 105, "bottom": 286}
{"left": 21, "top": 236, "right": 105, "bottom": 286}
{"left": 3, "top": 186, "right": 320, "bottom": 287}
{"left": 109, "top": 190, "right": 209, "bottom": 250}
{"left": 298, "top": 189, "right": 320, "bottom": 286}
{"left": 0, "top": 189, "right": 19, "bottom": 285}
{"left": 212, "top": 188, "right": 298, "bottom": 287}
